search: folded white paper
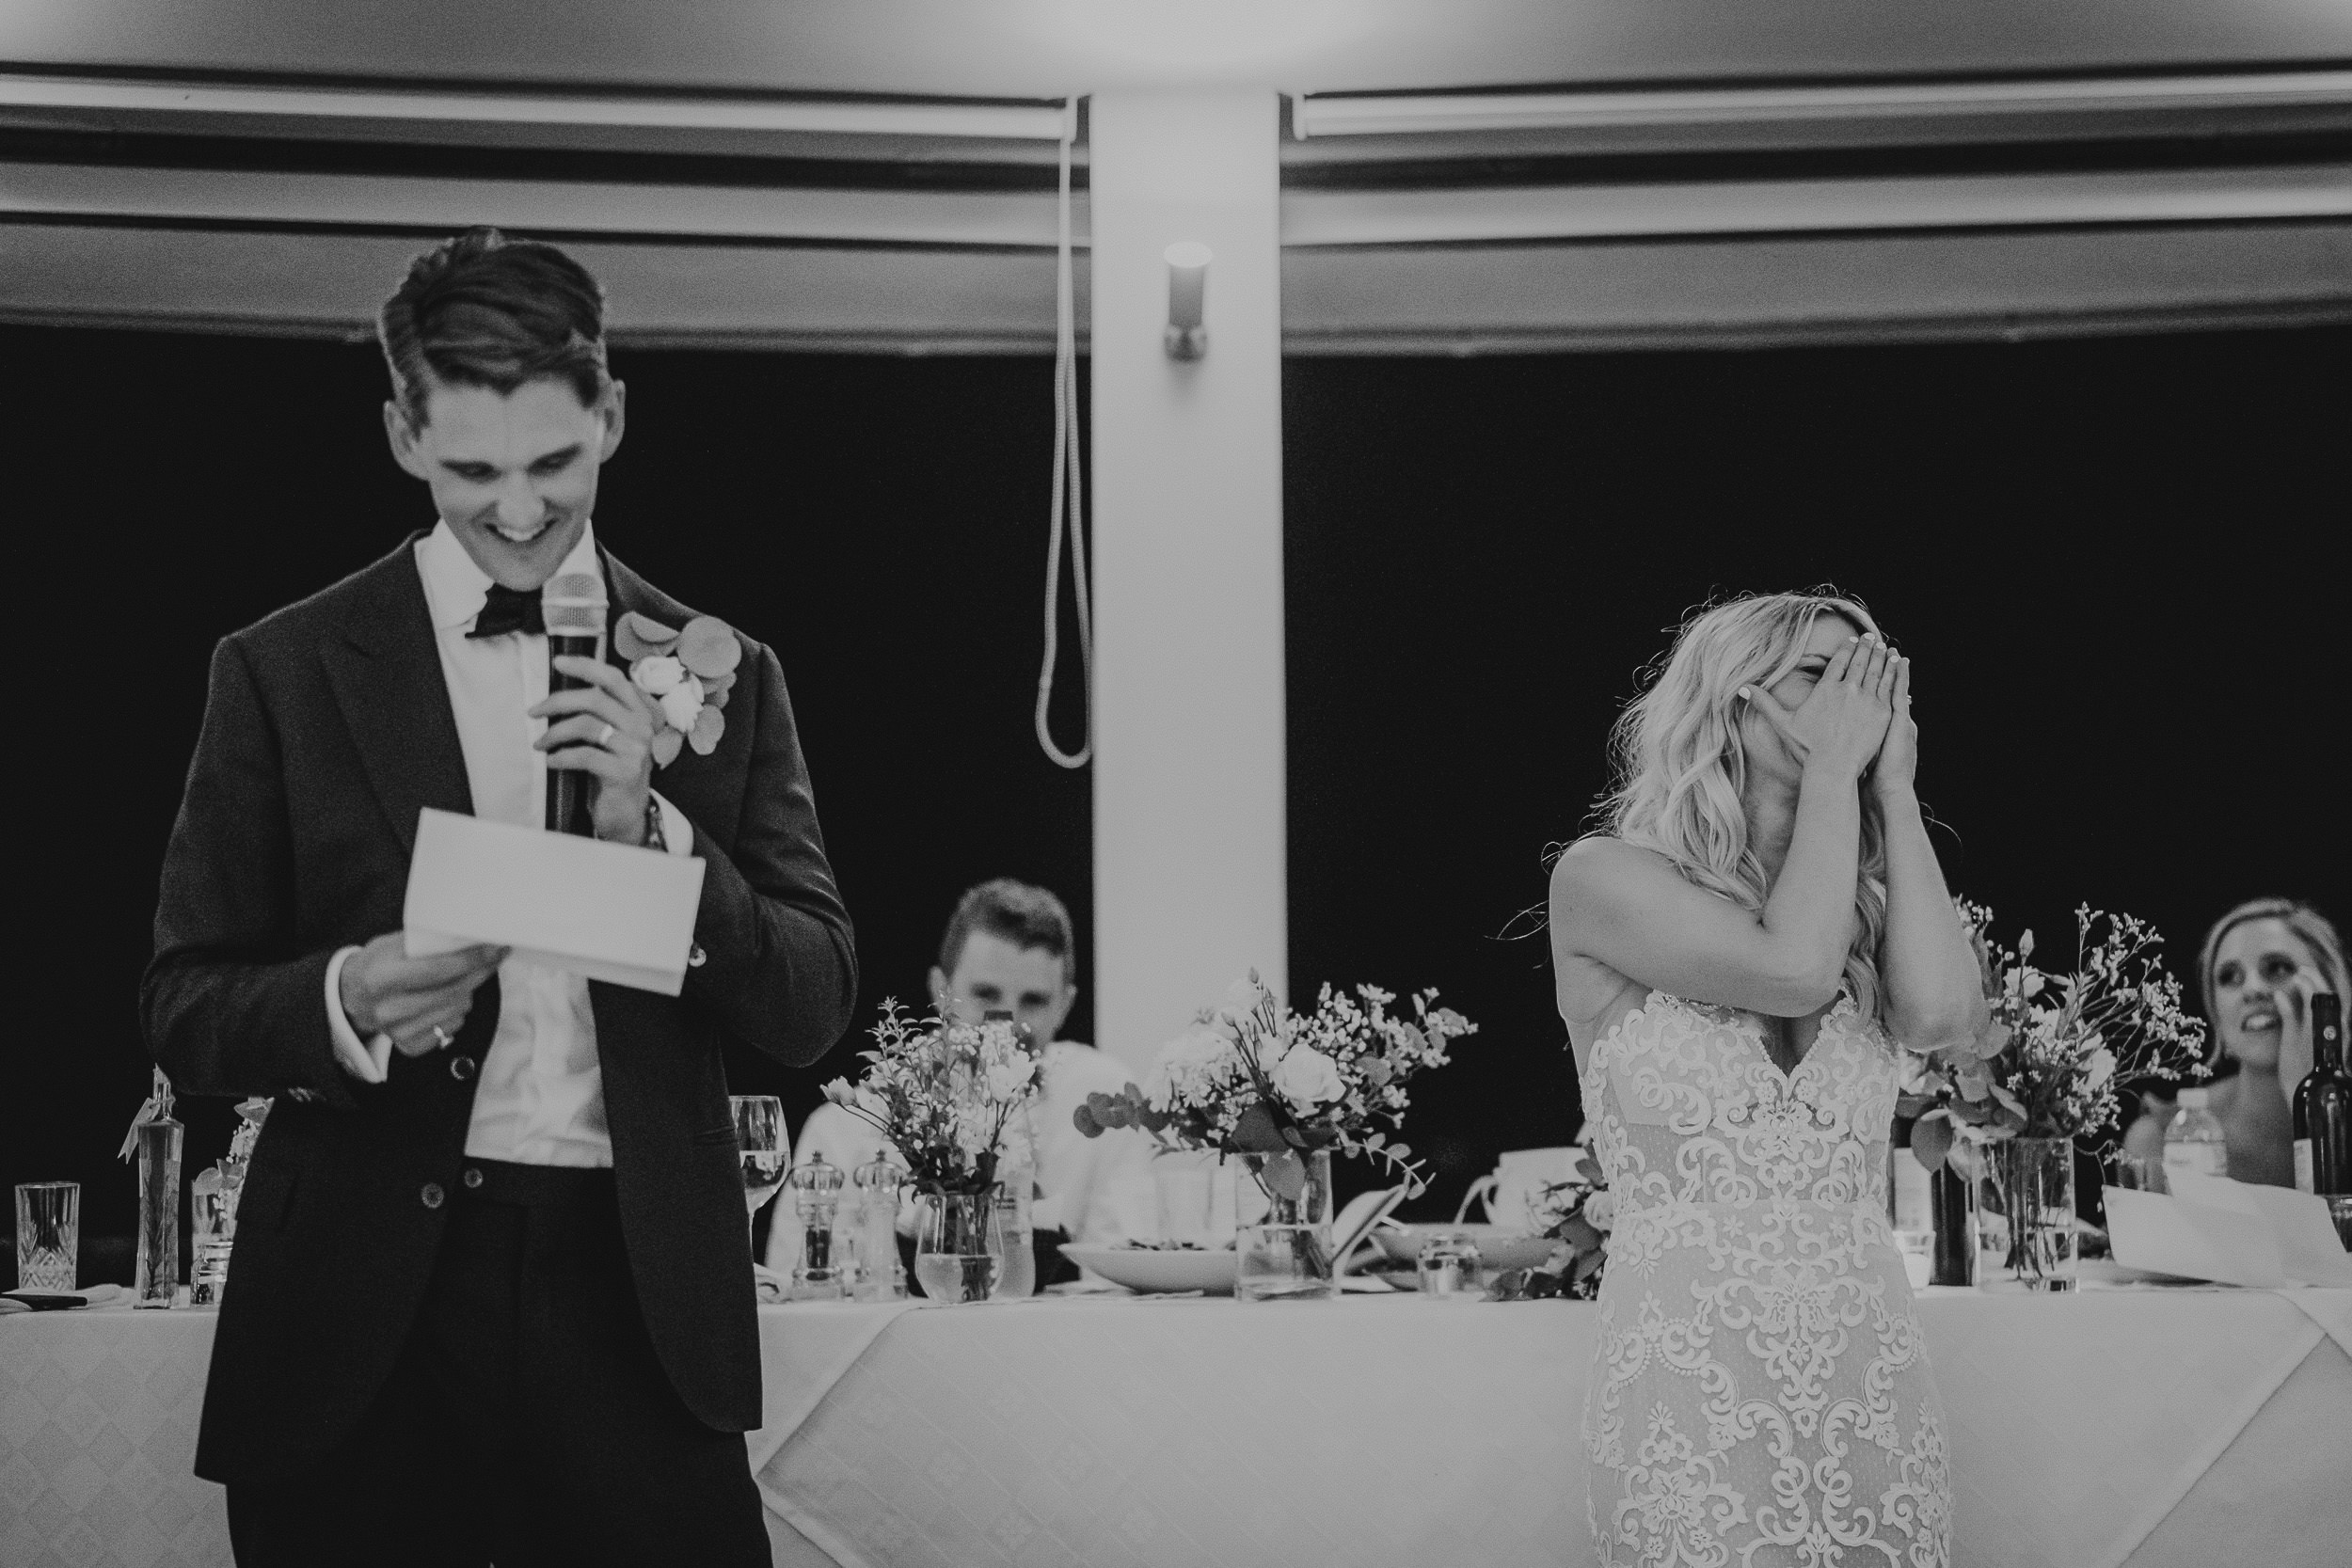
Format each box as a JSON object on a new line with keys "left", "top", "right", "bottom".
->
{"left": 2106, "top": 1178, "right": 2352, "bottom": 1288}
{"left": 403, "top": 808, "right": 705, "bottom": 995}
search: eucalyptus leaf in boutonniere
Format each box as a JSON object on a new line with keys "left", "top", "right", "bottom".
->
{"left": 615, "top": 610, "right": 741, "bottom": 765}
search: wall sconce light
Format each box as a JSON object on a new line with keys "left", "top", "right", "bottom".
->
{"left": 1164, "top": 242, "right": 1212, "bottom": 359}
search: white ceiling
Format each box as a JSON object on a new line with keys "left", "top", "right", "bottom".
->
{"left": 5, "top": 1, "right": 2349, "bottom": 350}
{"left": 8, "top": 0, "right": 2352, "bottom": 97}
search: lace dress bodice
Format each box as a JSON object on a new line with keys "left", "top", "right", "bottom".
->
{"left": 1579, "top": 990, "right": 1951, "bottom": 1567}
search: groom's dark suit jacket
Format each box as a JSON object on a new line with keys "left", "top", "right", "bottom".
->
{"left": 142, "top": 531, "right": 857, "bottom": 1485}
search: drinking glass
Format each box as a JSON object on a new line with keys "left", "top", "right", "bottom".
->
{"left": 729, "top": 1096, "right": 788, "bottom": 1222}
{"left": 16, "top": 1181, "right": 80, "bottom": 1292}
{"left": 1416, "top": 1231, "right": 1485, "bottom": 1298}
{"left": 2112, "top": 1155, "right": 2168, "bottom": 1195}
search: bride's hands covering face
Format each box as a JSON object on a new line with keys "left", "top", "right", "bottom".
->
{"left": 1740, "top": 631, "right": 1899, "bottom": 784}
{"left": 1873, "top": 655, "right": 1917, "bottom": 797}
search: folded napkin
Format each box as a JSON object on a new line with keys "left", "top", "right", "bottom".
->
{"left": 1, "top": 1283, "right": 125, "bottom": 1312}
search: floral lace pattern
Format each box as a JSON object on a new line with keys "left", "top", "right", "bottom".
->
{"left": 1581, "top": 991, "right": 1951, "bottom": 1567}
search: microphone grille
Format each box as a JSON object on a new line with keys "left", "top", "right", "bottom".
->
{"left": 541, "top": 572, "right": 607, "bottom": 637}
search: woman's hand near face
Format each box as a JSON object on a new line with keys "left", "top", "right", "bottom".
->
{"left": 1872, "top": 655, "right": 1917, "bottom": 799}
{"left": 2276, "top": 972, "right": 2333, "bottom": 1108}
{"left": 1741, "top": 633, "right": 1899, "bottom": 784}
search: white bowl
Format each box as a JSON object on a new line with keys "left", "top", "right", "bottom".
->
{"left": 1372, "top": 1223, "right": 1559, "bottom": 1274}
{"left": 1058, "top": 1243, "right": 1237, "bottom": 1295}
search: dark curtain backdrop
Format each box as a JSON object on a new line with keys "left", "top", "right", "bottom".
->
{"left": 5, "top": 322, "right": 2344, "bottom": 1279}
{"left": 1286, "top": 327, "right": 2349, "bottom": 1219}
{"left": 3, "top": 327, "right": 1092, "bottom": 1274}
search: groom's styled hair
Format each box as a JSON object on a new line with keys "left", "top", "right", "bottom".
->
{"left": 378, "top": 227, "right": 611, "bottom": 427}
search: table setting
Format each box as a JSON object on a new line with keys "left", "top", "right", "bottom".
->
{"left": 11, "top": 947, "right": 2352, "bottom": 1568}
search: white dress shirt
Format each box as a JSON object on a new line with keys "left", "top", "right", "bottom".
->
{"left": 765, "top": 1040, "right": 1158, "bottom": 1270}
{"left": 323, "top": 520, "right": 692, "bottom": 1167}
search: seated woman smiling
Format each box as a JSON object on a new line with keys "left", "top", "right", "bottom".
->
{"left": 2122, "top": 898, "right": 2346, "bottom": 1187}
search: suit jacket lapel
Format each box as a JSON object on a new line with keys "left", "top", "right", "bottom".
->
{"left": 320, "top": 531, "right": 475, "bottom": 857}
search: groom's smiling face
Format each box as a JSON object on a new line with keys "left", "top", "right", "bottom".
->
{"left": 387, "top": 374, "right": 626, "bottom": 591}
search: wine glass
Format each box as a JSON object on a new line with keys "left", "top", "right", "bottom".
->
{"left": 730, "top": 1095, "right": 788, "bottom": 1223}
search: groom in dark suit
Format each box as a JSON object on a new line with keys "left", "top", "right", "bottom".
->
{"left": 144, "top": 228, "right": 855, "bottom": 1565}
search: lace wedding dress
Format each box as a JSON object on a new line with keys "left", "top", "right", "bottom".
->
{"left": 1580, "top": 990, "right": 1952, "bottom": 1567}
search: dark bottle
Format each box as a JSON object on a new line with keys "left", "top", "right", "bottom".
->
{"left": 1929, "top": 1156, "right": 1975, "bottom": 1286}
{"left": 2291, "top": 993, "right": 2349, "bottom": 1197}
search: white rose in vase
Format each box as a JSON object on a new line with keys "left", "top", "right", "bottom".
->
{"left": 1271, "top": 1045, "right": 1343, "bottom": 1109}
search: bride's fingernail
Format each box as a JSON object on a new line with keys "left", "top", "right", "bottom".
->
{"left": 1737, "top": 686, "right": 1753, "bottom": 700}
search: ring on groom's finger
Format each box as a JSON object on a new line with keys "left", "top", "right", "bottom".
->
{"left": 596, "top": 722, "right": 616, "bottom": 748}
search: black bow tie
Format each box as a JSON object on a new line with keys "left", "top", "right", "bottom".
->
{"left": 468, "top": 584, "right": 544, "bottom": 640}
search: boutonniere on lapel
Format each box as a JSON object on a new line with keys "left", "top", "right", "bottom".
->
{"left": 615, "top": 611, "right": 741, "bottom": 767}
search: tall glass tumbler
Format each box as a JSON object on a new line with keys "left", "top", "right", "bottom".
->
{"left": 136, "top": 1118, "right": 185, "bottom": 1307}
{"left": 16, "top": 1181, "right": 80, "bottom": 1292}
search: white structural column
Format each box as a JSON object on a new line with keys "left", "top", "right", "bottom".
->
{"left": 1089, "top": 89, "right": 1286, "bottom": 1071}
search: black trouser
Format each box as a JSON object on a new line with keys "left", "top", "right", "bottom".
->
{"left": 226, "top": 1160, "right": 771, "bottom": 1568}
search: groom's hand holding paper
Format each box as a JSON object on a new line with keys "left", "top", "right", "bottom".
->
{"left": 403, "top": 807, "right": 706, "bottom": 995}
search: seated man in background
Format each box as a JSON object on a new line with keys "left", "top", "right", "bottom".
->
{"left": 770, "top": 879, "right": 1152, "bottom": 1282}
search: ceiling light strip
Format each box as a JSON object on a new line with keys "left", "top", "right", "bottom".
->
{"left": 1279, "top": 166, "right": 2352, "bottom": 245}
{"left": 0, "top": 73, "right": 1071, "bottom": 141}
{"left": 1, "top": 162, "right": 1088, "bottom": 246}
{"left": 1294, "top": 71, "right": 2352, "bottom": 138}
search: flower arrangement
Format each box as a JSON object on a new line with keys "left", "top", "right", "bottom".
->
{"left": 1905, "top": 900, "right": 2208, "bottom": 1171}
{"left": 1073, "top": 972, "right": 1476, "bottom": 1197}
{"left": 1486, "top": 1152, "right": 1614, "bottom": 1302}
{"left": 821, "top": 1002, "right": 1041, "bottom": 1195}
{"left": 617, "top": 610, "right": 740, "bottom": 764}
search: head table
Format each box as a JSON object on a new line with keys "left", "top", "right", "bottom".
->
{"left": 5, "top": 1284, "right": 2347, "bottom": 1568}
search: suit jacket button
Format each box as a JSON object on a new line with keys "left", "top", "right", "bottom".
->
{"left": 420, "top": 1182, "right": 445, "bottom": 1210}
{"left": 450, "top": 1054, "right": 477, "bottom": 1082}
{"left": 689, "top": 944, "right": 707, "bottom": 968}
{"left": 462, "top": 1167, "right": 485, "bottom": 1190}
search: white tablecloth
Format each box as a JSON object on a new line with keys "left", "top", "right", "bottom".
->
{"left": 8, "top": 1289, "right": 2348, "bottom": 1568}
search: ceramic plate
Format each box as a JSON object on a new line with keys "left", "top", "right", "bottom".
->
{"left": 1058, "top": 1243, "right": 1237, "bottom": 1294}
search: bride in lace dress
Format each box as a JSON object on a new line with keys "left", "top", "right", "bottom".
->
{"left": 1549, "top": 594, "right": 1987, "bottom": 1567}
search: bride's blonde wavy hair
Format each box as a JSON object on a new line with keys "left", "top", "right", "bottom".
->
{"left": 1597, "top": 591, "right": 1890, "bottom": 1022}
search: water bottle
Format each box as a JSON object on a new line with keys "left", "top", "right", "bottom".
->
{"left": 991, "top": 1154, "right": 1037, "bottom": 1299}
{"left": 2162, "top": 1086, "right": 2229, "bottom": 1183}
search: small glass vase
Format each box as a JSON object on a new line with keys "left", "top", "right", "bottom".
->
{"left": 1235, "top": 1148, "right": 1336, "bottom": 1302}
{"left": 914, "top": 1187, "right": 1003, "bottom": 1304}
{"left": 1970, "top": 1135, "right": 2077, "bottom": 1291}
{"left": 1152, "top": 1149, "right": 1221, "bottom": 1248}
{"left": 135, "top": 1118, "right": 184, "bottom": 1308}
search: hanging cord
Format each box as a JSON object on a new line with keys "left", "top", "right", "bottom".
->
{"left": 1036, "top": 99, "right": 1093, "bottom": 769}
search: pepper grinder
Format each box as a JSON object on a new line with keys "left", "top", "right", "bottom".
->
{"left": 787, "top": 1155, "right": 848, "bottom": 1301}
{"left": 850, "top": 1157, "right": 907, "bottom": 1302}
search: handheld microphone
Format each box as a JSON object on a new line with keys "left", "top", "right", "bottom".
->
{"left": 542, "top": 572, "right": 608, "bottom": 835}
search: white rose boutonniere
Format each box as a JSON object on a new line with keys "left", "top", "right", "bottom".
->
{"left": 615, "top": 610, "right": 742, "bottom": 765}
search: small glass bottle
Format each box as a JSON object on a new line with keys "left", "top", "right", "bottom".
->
{"left": 189, "top": 1163, "right": 231, "bottom": 1307}
{"left": 786, "top": 1155, "right": 848, "bottom": 1301}
{"left": 135, "top": 1117, "right": 184, "bottom": 1308}
{"left": 850, "top": 1158, "right": 907, "bottom": 1302}
{"left": 2163, "top": 1087, "right": 2229, "bottom": 1183}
